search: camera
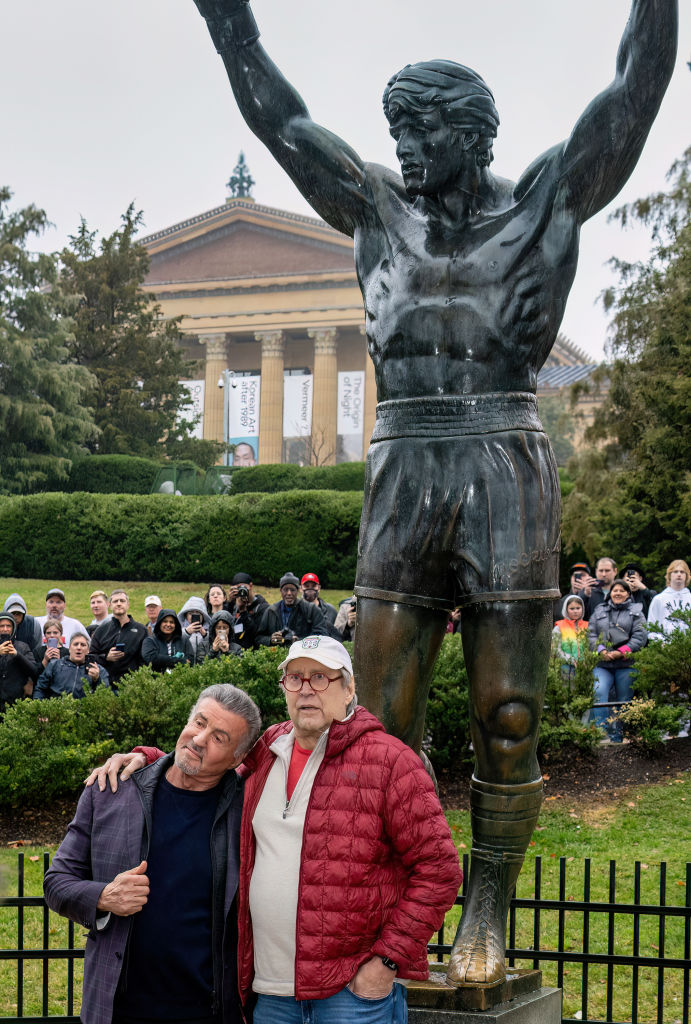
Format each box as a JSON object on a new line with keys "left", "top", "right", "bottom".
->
{"left": 280, "top": 628, "right": 296, "bottom": 644}
{"left": 236, "top": 585, "right": 250, "bottom": 600}
{"left": 85, "top": 654, "right": 97, "bottom": 666}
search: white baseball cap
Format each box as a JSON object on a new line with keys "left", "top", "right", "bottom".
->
{"left": 278, "top": 635, "right": 353, "bottom": 675}
{"left": 144, "top": 595, "right": 162, "bottom": 606}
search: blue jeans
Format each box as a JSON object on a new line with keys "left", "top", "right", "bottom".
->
{"left": 592, "top": 665, "right": 634, "bottom": 741}
{"left": 253, "top": 982, "right": 408, "bottom": 1024}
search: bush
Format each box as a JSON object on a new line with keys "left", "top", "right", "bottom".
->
{"left": 34, "top": 455, "right": 166, "bottom": 494}
{"left": 422, "top": 634, "right": 472, "bottom": 769}
{"left": 229, "top": 463, "right": 365, "bottom": 494}
{"left": 0, "top": 490, "right": 361, "bottom": 587}
{"left": 539, "top": 637, "right": 601, "bottom": 760}
{"left": 609, "top": 697, "right": 686, "bottom": 756}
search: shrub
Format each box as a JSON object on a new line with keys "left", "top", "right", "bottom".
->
{"left": 539, "top": 637, "right": 602, "bottom": 759}
{"left": 634, "top": 608, "right": 691, "bottom": 700}
{"left": 229, "top": 462, "right": 365, "bottom": 494}
{"left": 422, "top": 634, "right": 472, "bottom": 769}
{"left": 0, "top": 490, "right": 361, "bottom": 586}
{"left": 33, "top": 455, "right": 165, "bottom": 494}
{"left": 609, "top": 697, "right": 686, "bottom": 756}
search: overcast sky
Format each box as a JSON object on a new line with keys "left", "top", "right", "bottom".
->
{"left": 3, "top": 0, "right": 688, "bottom": 360}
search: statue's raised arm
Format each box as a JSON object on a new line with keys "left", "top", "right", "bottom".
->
{"left": 192, "top": 0, "right": 372, "bottom": 237}
{"left": 558, "top": 0, "right": 677, "bottom": 224}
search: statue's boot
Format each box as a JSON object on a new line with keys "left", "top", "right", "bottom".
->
{"left": 446, "top": 777, "right": 543, "bottom": 987}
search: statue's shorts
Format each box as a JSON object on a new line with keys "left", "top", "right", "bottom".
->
{"left": 354, "top": 393, "right": 561, "bottom": 612}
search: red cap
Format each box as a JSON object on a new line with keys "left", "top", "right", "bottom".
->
{"left": 301, "top": 573, "right": 320, "bottom": 586}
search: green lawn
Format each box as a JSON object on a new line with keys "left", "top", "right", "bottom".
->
{"left": 0, "top": 578, "right": 354, "bottom": 627}
{"left": 1, "top": 776, "right": 689, "bottom": 1022}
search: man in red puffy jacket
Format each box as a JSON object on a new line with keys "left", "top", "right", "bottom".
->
{"left": 91, "top": 635, "right": 461, "bottom": 1023}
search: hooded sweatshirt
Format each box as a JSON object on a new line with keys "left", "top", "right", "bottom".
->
{"left": 0, "top": 613, "right": 39, "bottom": 712}
{"left": 207, "top": 611, "right": 243, "bottom": 659}
{"left": 647, "top": 586, "right": 691, "bottom": 642}
{"left": 2, "top": 594, "right": 42, "bottom": 650}
{"left": 552, "top": 595, "right": 588, "bottom": 664}
{"left": 141, "top": 608, "right": 196, "bottom": 671}
{"left": 177, "top": 597, "right": 211, "bottom": 665}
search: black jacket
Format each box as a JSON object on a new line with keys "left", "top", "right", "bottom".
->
{"left": 34, "top": 657, "right": 111, "bottom": 700}
{"left": 141, "top": 609, "right": 195, "bottom": 672}
{"left": 90, "top": 615, "right": 148, "bottom": 684}
{"left": 207, "top": 611, "right": 243, "bottom": 659}
{"left": 256, "top": 599, "right": 328, "bottom": 646}
{"left": 0, "top": 617, "right": 39, "bottom": 712}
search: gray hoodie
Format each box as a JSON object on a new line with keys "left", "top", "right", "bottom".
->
{"left": 177, "top": 596, "right": 211, "bottom": 664}
{"left": 2, "top": 593, "right": 41, "bottom": 649}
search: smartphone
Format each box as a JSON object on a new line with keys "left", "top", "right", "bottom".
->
{"left": 190, "top": 612, "right": 203, "bottom": 625}
{"left": 47, "top": 638, "right": 59, "bottom": 649}
{"left": 85, "top": 654, "right": 97, "bottom": 665}
{"left": 114, "top": 643, "right": 126, "bottom": 651}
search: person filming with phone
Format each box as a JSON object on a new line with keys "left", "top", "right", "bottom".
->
{"left": 178, "top": 597, "right": 211, "bottom": 664}
{"left": 34, "top": 631, "right": 110, "bottom": 700}
{"left": 0, "top": 611, "right": 38, "bottom": 713}
{"left": 90, "top": 591, "right": 148, "bottom": 688}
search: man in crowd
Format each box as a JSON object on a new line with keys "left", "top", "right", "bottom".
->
{"left": 334, "top": 596, "right": 357, "bottom": 642}
{"left": 2, "top": 593, "right": 42, "bottom": 649}
{"left": 0, "top": 611, "right": 38, "bottom": 712}
{"left": 87, "top": 591, "right": 112, "bottom": 637}
{"left": 585, "top": 558, "right": 618, "bottom": 618}
{"left": 37, "top": 588, "right": 87, "bottom": 645}
{"left": 226, "top": 573, "right": 267, "bottom": 619}
{"left": 45, "top": 684, "right": 261, "bottom": 1024}
{"left": 256, "top": 573, "right": 328, "bottom": 646}
{"left": 34, "top": 631, "right": 110, "bottom": 700}
{"left": 144, "top": 595, "right": 163, "bottom": 636}
{"left": 300, "top": 573, "right": 338, "bottom": 630}
{"left": 621, "top": 562, "right": 657, "bottom": 617}
{"left": 648, "top": 559, "right": 691, "bottom": 642}
{"left": 90, "top": 636, "right": 462, "bottom": 1022}
{"left": 90, "top": 591, "right": 148, "bottom": 688}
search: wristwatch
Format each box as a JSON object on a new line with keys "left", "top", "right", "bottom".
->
{"left": 380, "top": 956, "right": 399, "bottom": 972}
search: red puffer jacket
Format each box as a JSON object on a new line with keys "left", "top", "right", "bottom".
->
{"left": 237, "top": 706, "right": 462, "bottom": 1003}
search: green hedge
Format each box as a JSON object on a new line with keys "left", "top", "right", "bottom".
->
{"left": 0, "top": 490, "right": 361, "bottom": 587}
{"left": 230, "top": 463, "right": 366, "bottom": 494}
{"left": 33, "top": 455, "right": 164, "bottom": 494}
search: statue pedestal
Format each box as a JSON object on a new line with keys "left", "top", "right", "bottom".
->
{"left": 406, "top": 968, "right": 561, "bottom": 1023}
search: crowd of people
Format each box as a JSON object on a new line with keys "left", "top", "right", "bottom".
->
{"left": 551, "top": 557, "right": 691, "bottom": 742}
{"left": 1, "top": 558, "right": 688, "bottom": 728}
{"left": 0, "top": 573, "right": 358, "bottom": 713}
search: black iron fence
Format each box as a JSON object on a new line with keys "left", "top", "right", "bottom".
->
{"left": 2, "top": 853, "right": 690, "bottom": 1024}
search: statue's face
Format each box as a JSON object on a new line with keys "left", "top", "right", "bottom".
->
{"left": 389, "top": 107, "right": 464, "bottom": 197}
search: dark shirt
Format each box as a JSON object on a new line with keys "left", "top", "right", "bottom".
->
{"left": 90, "top": 616, "right": 147, "bottom": 684}
{"left": 115, "top": 776, "right": 222, "bottom": 1021}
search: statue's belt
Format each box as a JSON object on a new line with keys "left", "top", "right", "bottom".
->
{"left": 371, "top": 392, "right": 542, "bottom": 441}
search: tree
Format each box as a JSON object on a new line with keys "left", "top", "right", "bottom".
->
{"left": 537, "top": 394, "right": 576, "bottom": 466}
{"left": 59, "top": 205, "right": 222, "bottom": 462}
{"left": 0, "top": 188, "right": 97, "bottom": 494}
{"left": 562, "top": 147, "right": 691, "bottom": 580}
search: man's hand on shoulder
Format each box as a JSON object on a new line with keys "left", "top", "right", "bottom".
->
{"left": 348, "top": 956, "right": 396, "bottom": 999}
{"left": 97, "top": 861, "right": 149, "bottom": 917}
{"left": 84, "top": 752, "right": 147, "bottom": 792}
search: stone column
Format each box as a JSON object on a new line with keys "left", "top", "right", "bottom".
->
{"left": 256, "top": 330, "right": 285, "bottom": 464}
{"left": 308, "top": 328, "right": 338, "bottom": 466}
{"left": 362, "top": 326, "right": 378, "bottom": 455}
{"left": 199, "top": 334, "right": 228, "bottom": 444}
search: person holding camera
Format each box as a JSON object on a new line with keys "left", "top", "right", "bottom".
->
{"left": 0, "top": 611, "right": 38, "bottom": 712}
{"left": 35, "top": 620, "right": 69, "bottom": 669}
{"left": 620, "top": 562, "right": 656, "bottom": 617}
{"left": 334, "top": 597, "right": 357, "bottom": 642}
{"left": 584, "top": 557, "right": 619, "bottom": 619}
{"left": 90, "top": 591, "right": 148, "bottom": 688}
{"left": 256, "top": 573, "right": 329, "bottom": 646}
{"left": 207, "top": 611, "right": 244, "bottom": 658}
{"left": 226, "top": 582, "right": 259, "bottom": 650}
{"left": 34, "top": 631, "right": 110, "bottom": 699}
{"left": 177, "top": 597, "right": 211, "bottom": 665}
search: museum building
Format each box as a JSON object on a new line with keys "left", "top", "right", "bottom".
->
{"left": 141, "top": 186, "right": 598, "bottom": 465}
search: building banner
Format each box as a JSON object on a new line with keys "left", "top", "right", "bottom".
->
{"left": 283, "top": 374, "right": 313, "bottom": 438}
{"left": 337, "top": 371, "right": 364, "bottom": 461}
{"left": 178, "top": 380, "right": 205, "bottom": 440}
{"left": 228, "top": 374, "right": 261, "bottom": 466}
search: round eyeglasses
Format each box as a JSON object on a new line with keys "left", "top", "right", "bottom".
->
{"left": 281, "top": 671, "right": 342, "bottom": 692}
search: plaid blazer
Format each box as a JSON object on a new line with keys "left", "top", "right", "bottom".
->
{"left": 44, "top": 755, "right": 244, "bottom": 1024}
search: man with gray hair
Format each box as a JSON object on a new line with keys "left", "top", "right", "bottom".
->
{"left": 44, "top": 684, "right": 261, "bottom": 1024}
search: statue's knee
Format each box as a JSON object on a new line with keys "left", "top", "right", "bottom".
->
{"left": 493, "top": 701, "right": 533, "bottom": 742}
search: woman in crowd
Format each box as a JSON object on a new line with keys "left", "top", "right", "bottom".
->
{"left": 34, "top": 620, "right": 69, "bottom": 669}
{"left": 177, "top": 597, "right": 211, "bottom": 665}
{"left": 206, "top": 610, "right": 243, "bottom": 659}
{"left": 142, "top": 609, "right": 194, "bottom": 672}
{"left": 647, "top": 560, "right": 691, "bottom": 642}
{"left": 204, "top": 583, "right": 228, "bottom": 617}
{"left": 588, "top": 578, "right": 648, "bottom": 741}
{"left": 552, "top": 594, "right": 588, "bottom": 681}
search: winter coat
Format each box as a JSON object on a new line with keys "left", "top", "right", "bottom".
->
{"left": 2, "top": 593, "right": 41, "bottom": 649}
{"left": 89, "top": 616, "right": 148, "bottom": 684}
{"left": 43, "top": 754, "right": 244, "bottom": 1024}
{"left": 552, "top": 595, "right": 588, "bottom": 665}
{"left": 34, "top": 657, "right": 111, "bottom": 699}
{"left": 647, "top": 587, "right": 691, "bottom": 642}
{"left": 141, "top": 609, "right": 195, "bottom": 671}
{"left": 0, "top": 614, "right": 39, "bottom": 712}
{"left": 207, "top": 611, "right": 243, "bottom": 659}
{"left": 236, "top": 707, "right": 462, "bottom": 1004}
{"left": 255, "top": 599, "right": 328, "bottom": 646}
{"left": 177, "top": 597, "right": 211, "bottom": 664}
{"left": 587, "top": 596, "right": 647, "bottom": 668}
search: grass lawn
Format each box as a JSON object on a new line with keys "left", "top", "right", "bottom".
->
{"left": 0, "top": 578, "right": 354, "bottom": 627}
{"left": 1, "top": 776, "right": 689, "bottom": 1022}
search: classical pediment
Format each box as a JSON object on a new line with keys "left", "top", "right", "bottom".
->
{"left": 141, "top": 199, "right": 354, "bottom": 286}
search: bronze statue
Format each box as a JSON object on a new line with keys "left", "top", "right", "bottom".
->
{"left": 191, "top": 0, "right": 677, "bottom": 988}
